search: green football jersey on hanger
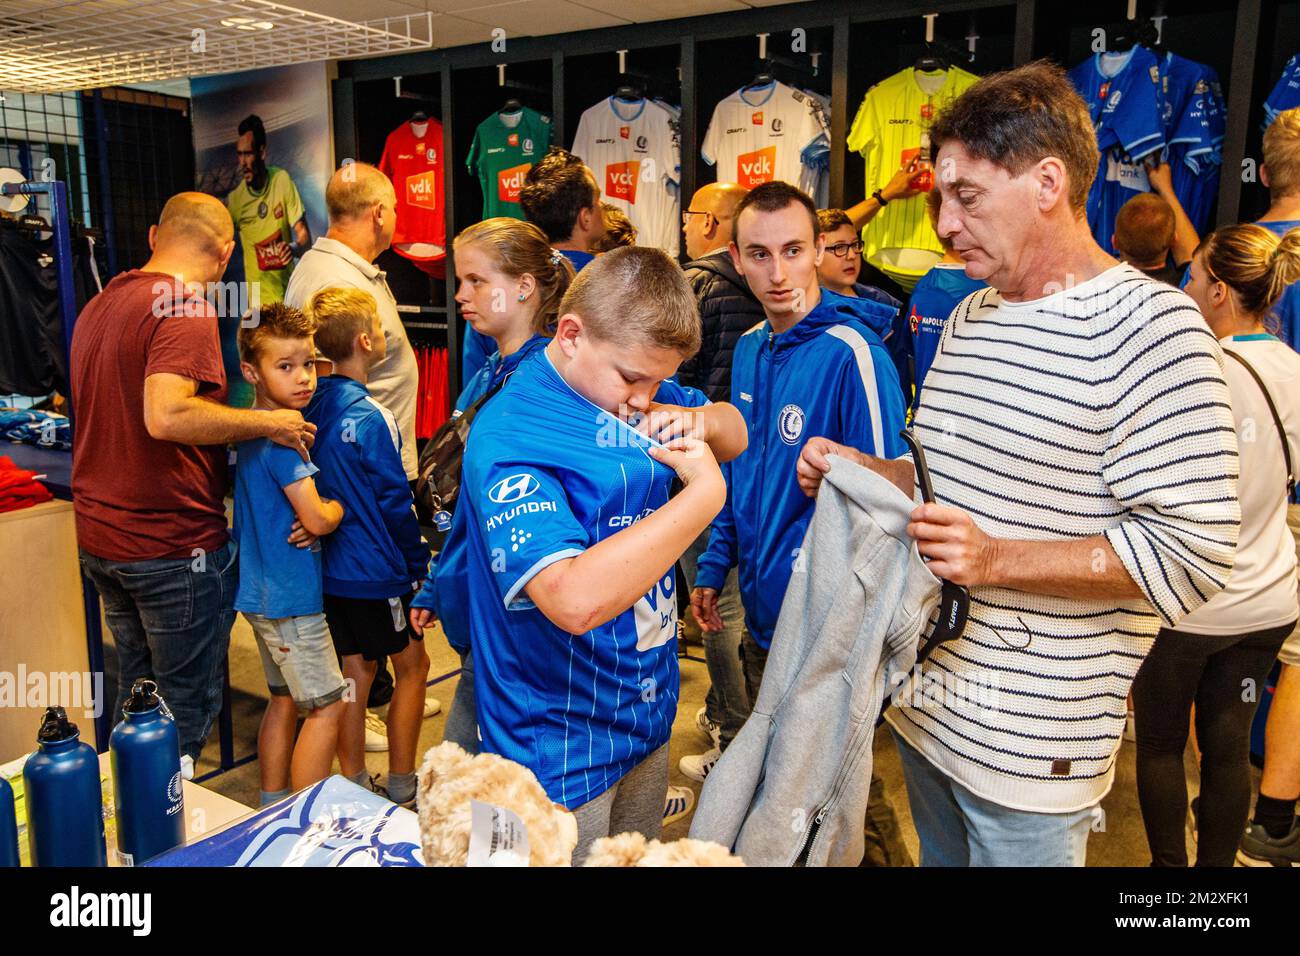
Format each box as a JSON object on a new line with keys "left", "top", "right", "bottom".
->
{"left": 466, "top": 106, "right": 553, "bottom": 219}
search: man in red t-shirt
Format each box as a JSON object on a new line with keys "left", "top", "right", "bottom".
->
{"left": 72, "top": 192, "right": 316, "bottom": 772}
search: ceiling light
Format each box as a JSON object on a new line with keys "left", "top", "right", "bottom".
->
{"left": 220, "top": 17, "right": 275, "bottom": 30}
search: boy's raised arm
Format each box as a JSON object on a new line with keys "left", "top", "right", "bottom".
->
{"left": 640, "top": 399, "right": 748, "bottom": 463}
{"left": 520, "top": 439, "right": 726, "bottom": 635}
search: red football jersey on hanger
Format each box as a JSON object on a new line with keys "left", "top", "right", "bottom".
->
{"left": 378, "top": 118, "right": 447, "bottom": 263}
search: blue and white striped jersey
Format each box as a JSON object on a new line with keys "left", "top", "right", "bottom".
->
{"left": 461, "top": 348, "right": 707, "bottom": 808}
{"left": 1264, "top": 54, "right": 1300, "bottom": 129}
{"left": 1069, "top": 47, "right": 1166, "bottom": 255}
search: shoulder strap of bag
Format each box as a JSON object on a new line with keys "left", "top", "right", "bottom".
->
{"left": 456, "top": 368, "right": 512, "bottom": 428}
{"left": 1223, "top": 348, "right": 1296, "bottom": 495}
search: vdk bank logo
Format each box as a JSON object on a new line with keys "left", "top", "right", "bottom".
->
{"left": 489, "top": 473, "right": 540, "bottom": 504}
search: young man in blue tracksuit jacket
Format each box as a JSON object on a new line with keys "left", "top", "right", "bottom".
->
{"left": 687, "top": 184, "right": 911, "bottom": 866}
{"left": 302, "top": 287, "right": 431, "bottom": 807}
{"left": 691, "top": 182, "right": 909, "bottom": 698}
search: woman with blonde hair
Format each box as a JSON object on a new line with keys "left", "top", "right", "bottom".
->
{"left": 408, "top": 218, "right": 574, "bottom": 752}
{"left": 1133, "top": 222, "right": 1300, "bottom": 866}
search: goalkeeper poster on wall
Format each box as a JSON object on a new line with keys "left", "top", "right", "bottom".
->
{"left": 190, "top": 61, "right": 331, "bottom": 407}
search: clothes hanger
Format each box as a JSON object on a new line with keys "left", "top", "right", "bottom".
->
{"left": 744, "top": 59, "right": 776, "bottom": 90}
{"left": 900, "top": 428, "right": 970, "bottom": 664}
{"left": 613, "top": 80, "right": 645, "bottom": 102}
{"left": 914, "top": 41, "right": 951, "bottom": 73}
{"left": 1109, "top": 20, "right": 1159, "bottom": 52}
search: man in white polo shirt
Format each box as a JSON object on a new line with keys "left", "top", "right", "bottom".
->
{"left": 797, "top": 61, "right": 1242, "bottom": 867}
{"left": 285, "top": 162, "right": 419, "bottom": 481}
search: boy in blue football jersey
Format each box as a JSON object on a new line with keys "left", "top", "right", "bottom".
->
{"left": 304, "top": 288, "right": 432, "bottom": 807}
{"left": 408, "top": 218, "right": 576, "bottom": 754}
{"left": 907, "top": 188, "right": 987, "bottom": 419}
{"left": 234, "top": 304, "right": 347, "bottom": 806}
{"left": 460, "top": 246, "right": 747, "bottom": 862}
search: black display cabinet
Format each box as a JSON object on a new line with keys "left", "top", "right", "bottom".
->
{"left": 332, "top": 0, "right": 1293, "bottom": 410}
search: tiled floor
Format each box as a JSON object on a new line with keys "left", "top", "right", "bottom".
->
{"left": 107, "top": 615, "right": 1217, "bottom": 865}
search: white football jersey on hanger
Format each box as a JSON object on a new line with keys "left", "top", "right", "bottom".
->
{"left": 572, "top": 97, "right": 682, "bottom": 255}
{"left": 701, "top": 80, "right": 830, "bottom": 191}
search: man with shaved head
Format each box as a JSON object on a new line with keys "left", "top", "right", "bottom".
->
{"left": 285, "top": 162, "right": 419, "bottom": 481}
{"left": 72, "top": 191, "right": 318, "bottom": 775}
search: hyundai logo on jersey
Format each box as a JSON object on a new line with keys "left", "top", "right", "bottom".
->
{"left": 779, "top": 404, "right": 805, "bottom": 444}
{"left": 489, "top": 473, "right": 540, "bottom": 504}
{"left": 771, "top": 117, "right": 784, "bottom": 133}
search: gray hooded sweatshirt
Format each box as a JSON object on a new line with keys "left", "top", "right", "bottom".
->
{"left": 688, "top": 454, "right": 940, "bottom": 866}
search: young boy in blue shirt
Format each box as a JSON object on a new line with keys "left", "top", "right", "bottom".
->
{"left": 233, "top": 303, "right": 347, "bottom": 806}
{"left": 460, "top": 246, "right": 747, "bottom": 862}
{"left": 304, "top": 288, "right": 432, "bottom": 807}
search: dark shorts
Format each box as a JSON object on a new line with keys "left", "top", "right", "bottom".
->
{"left": 324, "top": 592, "right": 417, "bottom": 662}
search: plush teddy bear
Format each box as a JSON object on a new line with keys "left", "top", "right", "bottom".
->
{"left": 416, "top": 742, "right": 577, "bottom": 867}
{"left": 584, "top": 831, "right": 745, "bottom": 867}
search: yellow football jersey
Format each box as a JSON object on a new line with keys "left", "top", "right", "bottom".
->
{"left": 847, "top": 66, "right": 979, "bottom": 290}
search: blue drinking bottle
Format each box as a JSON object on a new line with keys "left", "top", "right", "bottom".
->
{"left": 23, "top": 706, "right": 107, "bottom": 867}
{"left": 110, "top": 679, "right": 185, "bottom": 864}
{"left": 0, "top": 775, "right": 18, "bottom": 867}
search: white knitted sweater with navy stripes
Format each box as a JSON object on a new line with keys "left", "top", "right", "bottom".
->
{"left": 885, "top": 264, "right": 1241, "bottom": 813}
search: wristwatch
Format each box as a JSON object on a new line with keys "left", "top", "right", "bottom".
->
{"left": 872, "top": 189, "right": 889, "bottom": 206}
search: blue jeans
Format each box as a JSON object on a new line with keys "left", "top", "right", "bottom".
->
{"left": 443, "top": 649, "right": 479, "bottom": 754}
{"left": 80, "top": 540, "right": 238, "bottom": 762}
{"left": 680, "top": 530, "right": 748, "bottom": 750}
{"left": 890, "top": 729, "right": 1095, "bottom": 866}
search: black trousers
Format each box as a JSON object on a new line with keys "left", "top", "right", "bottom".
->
{"left": 1132, "top": 620, "right": 1294, "bottom": 866}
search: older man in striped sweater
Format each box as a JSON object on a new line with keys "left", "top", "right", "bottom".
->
{"left": 797, "top": 61, "right": 1242, "bottom": 866}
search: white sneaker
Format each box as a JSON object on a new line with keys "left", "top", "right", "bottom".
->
{"left": 679, "top": 747, "right": 721, "bottom": 783}
{"left": 365, "top": 711, "right": 388, "bottom": 752}
{"left": 663, "top": 785, "right": 695, "bottom": 826}
{"left": 695, "top": 706, "right": 721, "bottom": 748}
{"left": 179, "top": 754, "right": 194, "bottom": 781}
{"left": 423, "top": 696, "right": 442, "bottom": 719}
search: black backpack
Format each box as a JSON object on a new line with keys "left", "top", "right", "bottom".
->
{"left": 413, "top": 377, "right": 506, "bottom": 549}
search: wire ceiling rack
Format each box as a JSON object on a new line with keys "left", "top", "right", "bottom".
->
{"left": 0, "top": 0, "right": 435, "bottom": 94}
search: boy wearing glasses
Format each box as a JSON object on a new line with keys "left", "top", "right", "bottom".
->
{"left": 816, "top": 207, "right": 913, "bottom": 408}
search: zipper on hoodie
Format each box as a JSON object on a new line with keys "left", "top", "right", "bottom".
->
{"left": 750, "top": 331, "right": 775, "bottom": 596}
{"left": 790, "top": 684, "right": 882, "bottom": 866}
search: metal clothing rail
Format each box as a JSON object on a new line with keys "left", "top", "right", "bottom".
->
{"left": 0, "top": 177, "right": 110, "bottom": 751}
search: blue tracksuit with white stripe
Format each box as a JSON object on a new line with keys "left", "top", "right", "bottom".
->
{"left": 304, "top": 375, "right": 429, "bottom": 599}
{"left": 694, "top": 287, "right": 908, "bottom": 649}
{"left": 461, "top": 349, "right": 708, "bottom": 808}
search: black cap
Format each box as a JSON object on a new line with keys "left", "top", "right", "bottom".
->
{"left": 37, "top": 706, "right": 78, "bottom": 743}
{"left": 124, "top": 679, "right": 161, "bottom": 714}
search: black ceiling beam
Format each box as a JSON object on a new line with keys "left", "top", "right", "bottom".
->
{"left": 339, "top": 0, "right": 1014, "bottom": 81}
